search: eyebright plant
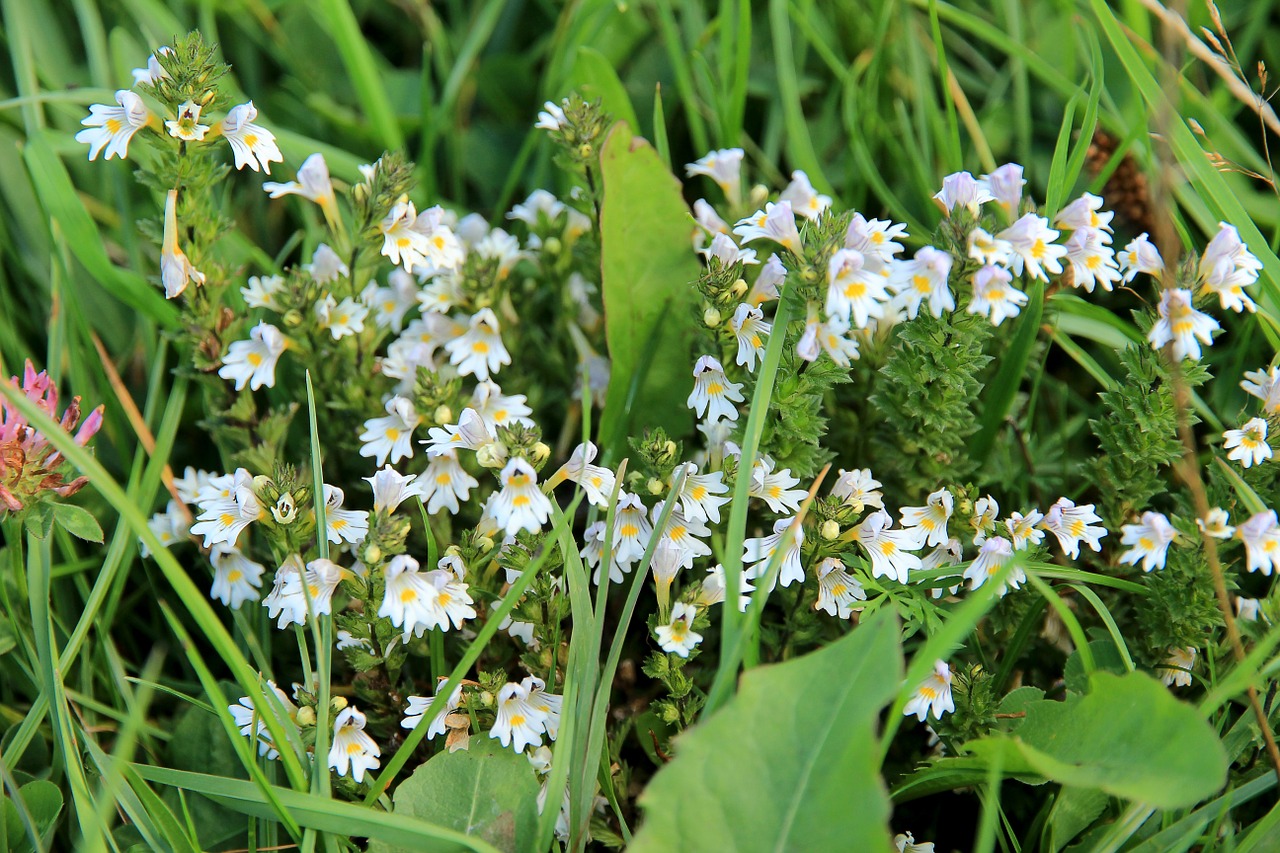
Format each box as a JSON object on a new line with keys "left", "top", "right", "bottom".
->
{"left": 9, "top": 18, "right": 1280, "bottom": 853}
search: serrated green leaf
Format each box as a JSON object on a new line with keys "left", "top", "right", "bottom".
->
{"left": 51, "top": 502, "right": 103, "bottom": 543}
{"left": 597, "top": 122, "right": 700, "bottom": 448}
{"left": 369, "top": 739, "right": 540, "bottom": 853}
{"left": 631, "top": 611, "right": 902, "bottom": 851}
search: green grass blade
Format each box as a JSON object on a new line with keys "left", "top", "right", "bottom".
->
{"left": 312, "top": 0, "right": 405, "bottom": 152}
{"left": 970, "top": 279, "right": 1044, "bottom": 466}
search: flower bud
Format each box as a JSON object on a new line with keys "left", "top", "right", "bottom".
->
{"left": 480, "top": 690, "right": 494, "bottom": 707}
{"left": 272, "top": 493, "right": 298, "bottom": 524}
{"left": 365, "top": 544, "right": 382, "bottom": 565}
{"left": 331, "top": 696, "right": 348, "bottom": 712}
{"left": 476, "top": 442, "right": 509, "bottom": 469}
{"left": 543, "top": 237, "right": 563, "bottom": 255}
{"left": 821, "top": 520, "right": 841, "bottom": 541}
{"left": 478, "top": 535, "right": 495, "bottom": 551}
{"left": 295, "top": 705, "right": 316, "bottom": 726}
{"left": 647, "top": 477, "right": 664, "bottom": 496}
{"left": 731, "top": 278, "right": 748, "bottom": 298}
{"left": 577, "top": 143, "right": 593, "bottom": 159}
{"left": 282, "top": 309, "right": 304, "bottom": 328}
{"left": 703, "top": 307, "right": 722, "bottom": 327}
{"left": 434, "top": 405, "right": 452, "bottom": 425}
{"left": 532, "top": 442, "right": 551, "bottom": 465}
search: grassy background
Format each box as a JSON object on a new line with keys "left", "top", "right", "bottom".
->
{"left": 3, "top": 0, "right": 1280, "bottom": 849}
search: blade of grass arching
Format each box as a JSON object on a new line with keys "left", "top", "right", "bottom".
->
{"left": 567, "top": 473, "right": 688, "bottom": 845}
{"left": 1047, "top": 328, "right": 1118, "bottom": 391}
{"left": 2, "top": 0, "right": 46, "bottom": 134}
{"left": 714, "top": 287, "right": 798, "bottom": 705}
{"left": 652, "top": 0, "right": 709, "bottom": 154}
{"left": 1059, "top": 27, "right": 1105, "bottom": 204}
{"left": 312, "top": 0, "right": 404, "bottom": 152}
{"left": 1092, "top": 0, "right": 1280, "bottom": 317}
{"left": 134, "top": 765, "right": 501, "bottom": 853}
{"left": 970, "top": 279, "right": 1043, "bottom": 466}
{"left": 652, "top": 85, "right": 670, "bottom": 169}
{"left": 927, "top": 0, "right": 963, "bottom": 173}
{"left": 1068, "top": 583, "right": 1136, "bottom": 672}
{"left": 878, "top": 560, "right": 1014, "bottom": 761}
{"left": 1137, "top": 769, "right": 1275, "bottom": 853}
{"left": 1044, "top": 91, "right": 1083, "bottom": 217}
{"left": 1021, "top": 564, "right": 1148, "bottom": 595}
{"left": 84, "top": 740, "right": 201, "bottom": 853}
{"left": 364, "top": 492, "right": 585, "bottom": 806}
{"left": 1025, "top": 572, "right": 1095, "bottom": 677}
{"left": 0, "top": 380, "right": 310, "bottom": 792}
{"left": 993, "top": 597, "right": 1047, "bottom": 693}
{"left": 158, "top": 602, "right": 303, "bottom": 840}
{"left": 768, "top": 0, "right": 833, "bottom": 198}
{"left": 1214, "top": 458, "right": 1269, "bottom": 516}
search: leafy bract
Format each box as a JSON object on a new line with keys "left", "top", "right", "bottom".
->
{"left": 370, "top": 738, "right": 540, "bottom": 853}
{"left": 630, "top": 611, "right": 903, "bottom": 851}
{"left": 597, "top": 122, "right": 700, "bottom": 448}
{"left": 968, "top": 671, "right": 1227, "bottom": 809}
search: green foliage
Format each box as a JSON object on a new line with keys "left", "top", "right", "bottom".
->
{"left": 1088, "top": 346, "right": 1208, "bottom": 527}
{"left": 870, "top": 309, "right": 993, "bottom": 493}
{"left": 2, "top": 780, "right": 63, "bottom": 853}
{"left": 630, "top": 612, "right": 902, "bottom": 852}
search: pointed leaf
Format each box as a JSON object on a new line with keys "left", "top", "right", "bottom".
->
{"left": 630, "top": 611, "right": 903, "bottom": 851}
{"left": 51, "top": 502, "right": 103, "bottom": 543}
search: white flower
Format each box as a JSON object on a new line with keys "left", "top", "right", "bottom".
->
{"left": 655, "top": 602, "right": 703, "bottom": 657}
{"left": 903, "top": 661, "right": 955, "bottom": 721}
{"left": 1234, "top": 510, "right": 1280, "bottom": 575}
{"left": 1005, "top": 509, "right": 1045, "bottom": 550}
{"left": 968, "top": 264, "right": 1028, "bottom": 326}
{"left": 131, "top": 47, "right": 172, "bottom": 86}
{"left": 733, "top": 202, "right": 801, "bottom": 255}
{"left": 895, "top": 831, "right": 937, "bottom": 853}
{"left": 779, "top": 170, "right": 831, "bottom": 220}
{"left": 1242, "top": 367, "right": 1280, "bottom": 415}
{"left": 693, "top": 198, "right": 731, "bottom": 244}
{"left": 507, "top": 189, "right": 566, "bottom": 227}
{"left": 1198, "top": 222, "right": 1262, "bottom": 312}
{"left": 262, "top": 556, "right": 345, "bottom": 629}
{"left": 165, "top": 100, "right": 209, "bottom": 141}
{"left": 420, "top": 450, "right": 479, "bottom": 515}
{"left": 365, "top": 467, "right": 423, "bottom": 514}
{"left": 697, "top": 564, "right": 754, "bottom": 612}
{"left": 649, "top": 537, "right": 686, "bottom": 597}
{"left": 1054, "top": 193, "right": 1114, "bottom": 234}
{"left": 402, "top": 681, "right": 464, "bottom": 739}
{"left": 749, "top": 457, "right": 807, "bottom": 514}
{"left": 612, "top": 493, "right": 653, "bottom": 568}
{"left": 967, "top": 227, "right": 1013, "bottom": 267}
{"left": 814, "top": 557, "right": 867, "bottom": 618}
{"left": 1118, "top": 233, "right": 1164, "bottom": 282}
{"left": 582, "top": 521, "right": 628, "bottom": 585}
{"left": 218, "top": 101, "right": 282, "bottom": 173}
{"left": 471, "top": 380, "right": 533, "bottom": 431}
{"left": 264, "top": 153, "right": 335, "bottom": 209}
{"left": 963, "top": 536, "right": 1026, "bottom": 597}
{"left": 1148, "top": 288, "right": 1219, "bottom": 361}
{"left": 305, "top": 243, "right": 350, "bottom": 284}
{"left": 846, "top": 214, "right": 908, "bottom": 263}
{"left": 445, "top": 308, "right": 511, "bottom": 380}
{"left": 77, "top": 90, "right": 153, "bottom": 161}
{"left": 359, "top": 396, "right": 421, "bottom": 466}
{"left": 685, "top": 148, "right": 744, "bottom": 206}
{"left": 378, "top": 555, "right": 476, "bottom": 641}
{"left": 317, "top": 296, "right": 367, "bottom": 340}
{"left": 189, "top": 472, "right": 263, "bottom": 548}
{"left": 323, "top": 485, "right": 369, "bottom": 545}
{"left": 730, "top": 303, "right": 771, "bottom": 371}
{"left": 230, "top": 681, "right": 295, "bottom": 760}
{"left": 826, "top": 248, "right": 889, "bottom": 328}
{"left": 241, "top": 274, "right": 284, "bottom": 310}
{"left": 141, "top": 500, "right": 188, "bottom": 557}
{"left": 218, "top": 322, "right": 287, "bottom": 391}
{"left": 1198, "top": 507, "right": 1234, "bottom": 540}
{"left": 490, "top": 680, "right": 549, "bottom": 753}
{"left": 160, "top": 189, "right": 205, "bottom": 299}
{"left": 998, "top": 214, "right": 1067, "bottom": 281}
{"left": 743, "top": 517, "right": 805, "bottom": 589}
{"left": 933, "top": 171, "right": 994, "bottom": 216}
{"left": 673, "top": 462, "right": 730, "bottom": 523}
{"left": 700, "top": 232, "right": 759, "bottom": 267}
{"left": 1160, "top": 646, "right": 1196, "bottom": 688}
{"left": 980, "top": 162, "right": 1025, "bottom": 215}
{"left": 900, "top": 488, "right": 954, "bottom": 548}
{"left": 741, "top": 261, "right": 783, "bottom": 313}
{"left": 1041, "top": 497, "right": 1106, "bottom": 559}
{"left": 210, "top": 545, "right": 265, "bottom": 609}
{"left": 329, "top": 707, "right": 381, "bottom": 782}
{"left": 652, "top": 501, "right": 714, "bottom": 567}
{"left": 489, "top": 459, "right": 552, "bottom": 536}
{"left": 552, "top": 442, "right": 616, "bottom": 508}
{"left": 475, "top": 228, "right": 525, "bottom": 279}
{"left": 1225, "top": 418, "right": 1272, "bottom": 468}
{"left": 535, "top": 99, "right": 567, "bottom": 131}
{"left": 687, "top": 356, "right": 745, "bottom": 423}
{"left": 830, "top": 468, "right": 884, "bottom": 510}
{"left": 524, "top": 677, "right": 562, "bottom": 741}
{"left": 1236, "top": 597, "right": 1262, "bottom": 622}
{"left": 1063, "top": 227, "right": 1122, "bottom": 293}
{"left": 379, "top": 199, "right": 428, "bottom": 271}
{"left": 366, "top": 268, "right": 421, "bottom": 331}
{"left": 1119, "top": 511, "right": 1177, "bottom": 572}
{"left": 854, "top": 510, "right": 925, "bottom": 584}
{"left": 423, "top": 408, "right": 496, "bottom": 458}
{"left": 798, "top": 310, "right": 861, "bottom": 367}
{"left": 889, "top": 246, "right": 954, "bottom": 320}
{"left": 972, "top": 496, "right": 999, "bottom": 546}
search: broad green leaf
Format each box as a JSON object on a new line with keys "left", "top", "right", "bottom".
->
{"left": 22, "top": 503, "right": 54, "bottom": 541}
{"left": 630, "top": 611, "right": 903, "bottom": 852}
{"left": 51, "top": 502, "right": 103, "bottom": 543}
{"left": 969, "top": 671, "right": 1228, "bottom": 809}
{"left": 1064, "top": 638, "right": 1127, "bottom": 694}
{"left": 568, "top": 47, "right": 640, "bottom": 133}
{"left": 597, "top": 122, "right": 700, "bottom": 448}
{"left": 370, "top": 739, "right": 540, "bottom": 853}
{"left": 2, "top": 780, "right": 63, "bottom": 853}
